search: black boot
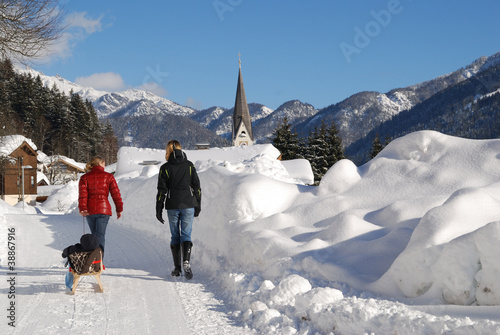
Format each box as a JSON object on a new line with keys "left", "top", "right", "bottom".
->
{"left": 182, "top": 241, "right": 193, "bottom": 280}
{"left": 170, "top": 244, "right": 181, "bottom": 277}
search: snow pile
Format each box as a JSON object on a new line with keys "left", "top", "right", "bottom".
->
{"left": 0, "top": 135, "right": 37, "bottom": 156}
{"left": 31, "top": 130, "right": 500, "bottom": 333}
{"left": 40, "top": 181, "right": 79, "bottom": 214}
{"left": 115, "top": 144, "right": 312, "bottom": 185}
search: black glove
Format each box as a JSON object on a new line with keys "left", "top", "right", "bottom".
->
{"left": 194, "top": 206, "right": 201, "bottom": 217}
{"left": 156, "top": 198, "right": 165, "bottom": 224}
{"left": 156, "top": 212, "right": 164, "bottom": 224}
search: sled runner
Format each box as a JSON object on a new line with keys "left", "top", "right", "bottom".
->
{"left": 68, "top": 247, "right": 104, "bottom": 294}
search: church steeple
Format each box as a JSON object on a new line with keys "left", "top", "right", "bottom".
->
{"left": 232, "top": 54, "right": 253, "bottom": 146}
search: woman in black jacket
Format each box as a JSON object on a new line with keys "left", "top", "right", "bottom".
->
{"left": 156, "top": 140, "right": 201, "bottom": 280}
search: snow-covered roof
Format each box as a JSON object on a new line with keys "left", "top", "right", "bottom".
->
{"left": 36, "top": 150, "right": 48, "bottom": 162}
{"left": 44, "top": 155, "right": 86, "bottom": 172}
{"left": 37, "top": 171, "right": 50, "bottom": 185}
{"left": 0, "top": 135, "right": 37, "bottom": 156}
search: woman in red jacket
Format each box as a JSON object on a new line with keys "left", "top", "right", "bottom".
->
{"left": 78, "top": 156, "right": 123, "bottom": 257}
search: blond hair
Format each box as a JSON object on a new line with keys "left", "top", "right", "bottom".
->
{"left": 165, "top": 140, "right": 181, "bottom": 161}
{"left": 85, "top": 156, "right": 104, "bottom": 172}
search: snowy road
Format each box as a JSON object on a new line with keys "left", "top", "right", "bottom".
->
{"left": 1, "top": 212, "right": 255, "bottom": 335}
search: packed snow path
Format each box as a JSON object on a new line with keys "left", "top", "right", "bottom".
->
{"left": 2, "top": 212, "right": 255, "bottom": 335}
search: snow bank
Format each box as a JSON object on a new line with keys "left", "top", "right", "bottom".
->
{"left": 40, "top": 181, "right": 79, "bottom": 214}
{"left": 34, "top": 130, "right": 500, "bottom": 333}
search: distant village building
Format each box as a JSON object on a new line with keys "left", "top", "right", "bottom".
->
{"left": 0, "top": 135, "right": 38, "bottom": 206}
{"left": 43, "top": 155, "right": 86, "bottom": 184}
{"left": 195, "top": 143, "right": 210, "bottom": 150}
{"left": 232, "top": 55, "right": 254, "bottom": 146}
{"left": 37, "top": 155, "right": 86, "bottom": 203}
{"left": 0, "top": 135, "right": 91, "bottom": 205}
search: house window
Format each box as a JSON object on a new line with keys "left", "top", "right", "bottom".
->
{"left": 31, "top": 175, "right": 35, "bottom": 187}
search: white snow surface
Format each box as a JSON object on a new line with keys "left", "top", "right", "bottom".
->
{"left": 3, "top": 130, "right": 500, "bottom": 334}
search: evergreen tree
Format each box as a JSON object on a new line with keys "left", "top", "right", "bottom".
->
{"left": 100, "top": 121, "right": 119, "bottom": 163}
{"left": 272, "top": 116, "right": 301, "bottom": 160}
{"left": 304, "top": 122, "right": 328, "bottom": 184}
{"left": 31, "top": 75, "right": 51, "bottom": 148}
{"left": 370, "top": 134, "right": 384, "bottom": 159}
{"left": 85, "top": 99, "right": 102, "bottom": 157}
{"left": 0, "top": 59, "right": 18, "bottom": 135}
{"left": 303, "top": 120, "right": 345, "bottom": 184}
{"left": 49, "top": 84, "right": 71, "bottom": 155}
{"left": 325, "top": 120, "right": 345, "bottom": 166}
{"left": 370, "top": 134, "right": 391, "bottom": 159}
{"left": 0, "top": 59, "right": 119, "bottom": 165}
{"left": 383, "top": 135, "right": 392, "bottom": 149}
{"left": 69, "top": 91, "right": 92, "bottom": 161}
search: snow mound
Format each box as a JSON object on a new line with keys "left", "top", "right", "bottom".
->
{"left": 28, "top": 130, "right": 500, "bottom": 333}
{"left": 317, "top": 158, "right": 361, "bottom": 194}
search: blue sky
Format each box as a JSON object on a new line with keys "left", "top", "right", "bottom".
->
{"left": 34, "top": 0, "right": 500, "bottom": 111}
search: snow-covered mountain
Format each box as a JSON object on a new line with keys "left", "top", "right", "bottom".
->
{"left": 343, "top": 53, "right": 500, "bottom": 163}
{"left": 15, "top": 65, "right": 314, "bottom": 144}
{"left": 15, "top": 66, "right": 197, "bottom": 119}
{"left": 14, "top": 65, "right": 278, "bottom": 146}
{"left": 190, "top": 100, "right": 317, "bottom": 143}
{"left": 190, "top": 103, "right": 274, "bottom": 140}
{"left": 252, "top": 100, "right": 318, "bottom": 142}
{"left": 296, "top": 51, "right": 500, "bottom": 149}
{"left": 16, "top": 65, "right": 107, "bottom": 102}
{"left": 93, "top": 89, "right": 196, "bottom": 118}
{"left": 15, "top": 50, "right": 500, "bottom": 151}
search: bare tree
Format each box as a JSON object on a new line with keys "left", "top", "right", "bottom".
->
{"left": 0, "top": 0, "right": 65, "bottom": 61}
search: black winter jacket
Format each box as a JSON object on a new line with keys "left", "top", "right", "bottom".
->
{"left": 156, "top": 149, "right": 201, "bottom": 210}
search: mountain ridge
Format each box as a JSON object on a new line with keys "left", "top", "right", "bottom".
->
{"left": 295, "top": 51, "right": 500, "bottom": 151}
{"left": 15, "top": 51, "right": 500, "bottom": 153}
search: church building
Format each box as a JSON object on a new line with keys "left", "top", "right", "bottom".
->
{"left": 232, "top": 56, "right": 253, "bottom": 146}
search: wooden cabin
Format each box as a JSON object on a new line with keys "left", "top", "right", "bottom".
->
{"left": 0, "top": 137, "right": 38, "bottom": 206}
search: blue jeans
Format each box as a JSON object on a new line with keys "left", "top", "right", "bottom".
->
{"left": 167, "top": 208, "right": 194, "bottom": 245}
{"left": 86, "top": 214, "right": 110, "bottom": 253}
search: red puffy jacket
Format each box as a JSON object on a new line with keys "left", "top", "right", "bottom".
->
{"left": 78, "top": 166, "right": 123, "bottom": 216}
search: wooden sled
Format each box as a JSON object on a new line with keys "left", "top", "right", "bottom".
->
{"left": 68, "top": 248, "right": 104, "bottom": 294}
